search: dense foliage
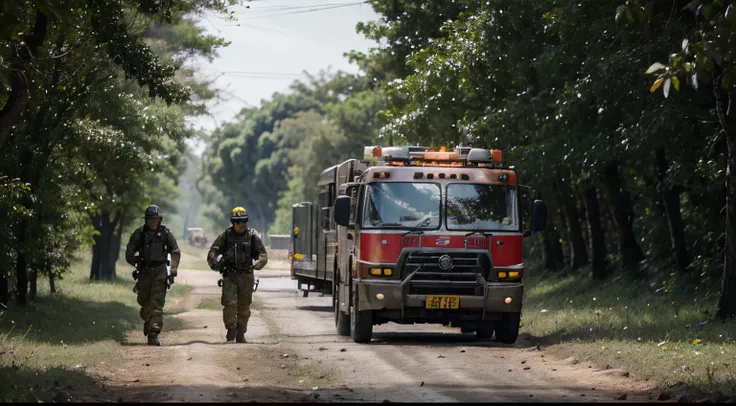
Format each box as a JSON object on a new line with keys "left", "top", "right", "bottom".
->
{"left": 202, "top": 0, "right": 736, "bottom": 318}
{"left": 0, "top": 0, "right": 235, "bottom": 306}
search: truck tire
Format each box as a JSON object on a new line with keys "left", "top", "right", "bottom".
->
{"left": 475, "top": 322, "right": 494, "bottom": 340}
{"left": 350, "top": 289, "right": 373, "bottom": 343}
{"left": 494, "top": 312, "right": 521, "bottom": 344}
{"left": 334, "top": 275, "right": 350, "bottom": 336}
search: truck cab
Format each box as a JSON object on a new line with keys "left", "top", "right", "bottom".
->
{"left": 332, "top": 145, "right": 547, "bottom": 344}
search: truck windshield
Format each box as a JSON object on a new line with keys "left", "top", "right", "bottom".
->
{"left": 363, "top": 182, "right": 441, "bottom": 229}
{"left": 446, "top": 183, "right": 518, "bottom": 231}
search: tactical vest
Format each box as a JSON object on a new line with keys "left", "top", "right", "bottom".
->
{"left": 222, "top": 228, "right": 256, "bottom": 271}
{"left": 138, "top": 225, "right": 170, "bottom": 267}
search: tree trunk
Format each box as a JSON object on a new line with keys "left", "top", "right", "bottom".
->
{"left": 0, "top": 266, "right": 8, "bottom": 307}
{"left": 90, "top": 211, "right": 121, "bottom": 281}
{"left": 584, "top": 184, "right": 608, "bottom": 279}
{"left": 716, "top": 84, "right": 736, "bottom": 319}
{"left": 15, "top": 218, "right": 28, "bottom": 306}
{"left": 558, "top": 209, "right": 571, "bottom": 268}
{"left": 655, "top": 147, "right": 691, "bottom": 271}
{"left": 0, "top": 12, "right": 49, "bottom": 149}
{"left": 557, "top": 180, "right": 589, "bottom": 270}
{"left": 49, "top": 273, "right": 56, "bottom": 294}
{"left": 90, "top": 241, "right": 101, "bottom": 280}
{"left": 542, "top": 225, "right": 565, "bottom": 271}
{"left": 29, "top": 269, "right": 37, "bottom": 301}
{"left": 602, "top": 162, "right": 646, "bottom": 273}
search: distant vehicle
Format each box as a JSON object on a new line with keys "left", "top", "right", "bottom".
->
{"left": 187, "top": 227, "right": 208, "bottom": 248}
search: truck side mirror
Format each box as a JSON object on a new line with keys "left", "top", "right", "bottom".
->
{"left": 334, "top": 195, "right": 352, "bottom": 227}
{"left": 524, "top": 199, "right": 547, "bottom": 238}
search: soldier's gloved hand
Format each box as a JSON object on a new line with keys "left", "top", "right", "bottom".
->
{"left": 170, "top": 268, "right": 178, "bottom": 277}
{"left": 211, "top": 261, "right": 220, "bottom": 271}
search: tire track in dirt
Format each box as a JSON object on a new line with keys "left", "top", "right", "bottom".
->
{"left": 258, "top": 291, "right": 659, "bottom": 403}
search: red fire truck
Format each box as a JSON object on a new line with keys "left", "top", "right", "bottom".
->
{"left": 290, "top": 145, "right": 547, "bottom": 344}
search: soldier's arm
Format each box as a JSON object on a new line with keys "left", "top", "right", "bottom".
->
{"left": 252, "top": 234, "right": 268, "bottom": 270}
{"left": 166, "top": 231, "right": 181, "bottom": 272}
{"left": 207, "top": 232, "right": 226, "bottom": 271}
{"left": 125, "top": 229, "right": 141, "bottom": 266}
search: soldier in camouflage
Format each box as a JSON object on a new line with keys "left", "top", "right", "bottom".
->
{"left": 207, "top": 207, "right": 268, "bottom": 343}
{"left": 125, "top": 205, "right": 181, "bottom": 346}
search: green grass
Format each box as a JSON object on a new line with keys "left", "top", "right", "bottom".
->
{"left": 178, "top": 242, "right": 211, "bottom": 271}
{"left": 197, "top": 297, "right": 222, "bottom": 311}
{"left": 0, "top": 255, "right": 192, "bottom": 402}
{"left": 521, "top": 266, "right": 736, "bottom": 399}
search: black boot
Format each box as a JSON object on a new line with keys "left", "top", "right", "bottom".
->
{"left": 236, "top": 322, "right": 247, "bottom": 343}
{"left": 147, "top": 332, "right": 160, "bottom": 346}
{"left": 226, "top": 327, "right": 237, "bottom": 343}
{"left": 143, "top": 320, "right": 150, "bottom": 337}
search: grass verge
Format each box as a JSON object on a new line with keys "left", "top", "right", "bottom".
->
{"left": 521, "top": 266, "right": 736, "bottom": 400}
{"left": 178, "top": 243, "right": 211, "bottom": 271}
{"left": 0, "top": 255, "right": 192, "bottom": 402}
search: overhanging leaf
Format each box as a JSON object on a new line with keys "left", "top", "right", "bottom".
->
{"left": 672, "top": 76, "right": 680, "bottom": 92}
{"left": 615, "top": 5, "right": 626, "bottom": 24}
{"left": 681, "top": 38, "right": 689, "bottom": 53}
{"left": 646, "top": 62, "right": 666, "bottom": 74}
{"left": 650, "top": 77, "right": 664, "bottom": 93}
{"left": 664, "top": 78, "right": 672, "bottom": 98}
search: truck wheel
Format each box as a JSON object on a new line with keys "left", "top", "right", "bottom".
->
{"left": 350, "top": 289, "right": 373, "bottom": 343}
{"left": 334, "top": 277, "right": 350, "bottom": 336}
{"left": 475, "top": 322, "right": 494, "bottom": 340}
{"left": 494, "top": 312, "right": 521, "bottom": 344}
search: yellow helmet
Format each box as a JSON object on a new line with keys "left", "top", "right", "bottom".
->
{"left": 230, "top": 206, "right": 248, "bottom": 222}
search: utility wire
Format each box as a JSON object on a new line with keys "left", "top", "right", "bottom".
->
{"left": 234, "top": 1, "right": 368, "bottom": 20}
{"left": 234, "top": 2, "right": 364, "bottom": 12}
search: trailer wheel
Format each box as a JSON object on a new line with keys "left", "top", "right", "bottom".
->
{"left": 334, "top": 273, "right": 350, "bottom": 336}
{"left": 350, "top": 289, "right": 373, "bottom": 344}
{"left": 494, "top": 312, "right": 521, "bottom": 344}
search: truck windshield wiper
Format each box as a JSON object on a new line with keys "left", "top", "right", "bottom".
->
{"left": 402, "top": 229, "right": 424, "bottom": 237}
{"left": 401, "top": 217, "right": 433, "bottom": 237}
{"left": 465, "top": 229, "right": 491, "bottom": 237}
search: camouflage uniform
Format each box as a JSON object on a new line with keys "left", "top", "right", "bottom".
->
{"left": 207, "top": 226, "right": 268, "bottom": 341}
{"left": 125, "top": 206, "right": 181, "bottom": 345}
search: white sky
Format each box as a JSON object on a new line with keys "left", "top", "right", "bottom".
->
{"left": 185, "top": 0, "right": 379, "bottom": 154}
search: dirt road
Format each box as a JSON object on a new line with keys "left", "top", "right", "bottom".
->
{"left": 90, "top": 261, "right": 665, "bottom": 403}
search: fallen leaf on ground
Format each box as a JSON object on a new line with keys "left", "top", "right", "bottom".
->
{"left": 521, "top": 360, "right": 527, "bottom": 364}
{"left": 340, "top": 348, "right": 346, "bottom": 352}
{"left": 420, "top": 381, "right": 424, "bottom": 386}
{"left": 437, "top": 355, "right": 445, "bottom": 358}
{"left": 523, "top": 367, "right": 531, "bottom": 370}
{"left": 319, "top": 347, "right": 328, "bottom": 351}
{"left": 187, "top": 357, "right": 192, "bottom": 361}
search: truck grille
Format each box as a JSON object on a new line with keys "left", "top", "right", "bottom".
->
{"left": 401, "top": 252, "right": 491, "bottom": 296}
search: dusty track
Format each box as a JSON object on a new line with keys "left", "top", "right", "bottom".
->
{"left": 89, "top": 261, "right": 668, "bottom": 403}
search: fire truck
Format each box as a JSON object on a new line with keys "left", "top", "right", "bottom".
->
{"left": 289, "top": 145, "right": 547, "bottom": 344}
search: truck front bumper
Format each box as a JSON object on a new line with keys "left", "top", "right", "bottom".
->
{"left": 356, "top": 279, "right": 523, "bottom": 315}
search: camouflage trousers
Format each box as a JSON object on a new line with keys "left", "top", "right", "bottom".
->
{"left": 137, "top": 266, "right": 168, "bottom": 334}
{"left": 221, "top": 271, "right": 255, "bottom": 334}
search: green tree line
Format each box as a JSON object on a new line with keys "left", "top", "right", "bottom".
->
{"left": 202, "top": 0, "right": 736, "bottom": 319}
{"left": 0, "top": 0, "right": 236, "bottom": 307}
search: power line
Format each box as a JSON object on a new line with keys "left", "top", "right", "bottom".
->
{"left": 234, "top": 2, "right": 364, "bottom": 12}
{"left": 234, "top": 1, "right": 369, "bottom": 20}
